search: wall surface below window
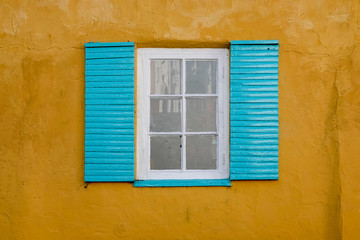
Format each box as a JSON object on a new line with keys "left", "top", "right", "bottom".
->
{"left": 0, "top": 0, "right": 359, "bottom": 239}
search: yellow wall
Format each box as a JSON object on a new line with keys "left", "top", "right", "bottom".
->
{"left": 1, "top": 0, "right": 359, "bottom": 239}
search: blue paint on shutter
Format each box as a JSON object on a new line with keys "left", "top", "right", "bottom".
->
{"left": 85, "top": 42, "right": 135, "bottom": 182}
{"left": 230, "top": 40, "right": 279, "bottom": 180}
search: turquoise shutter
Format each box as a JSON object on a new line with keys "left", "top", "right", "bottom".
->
{"left": 230, "top": 40, "right": 279, "bottom": 180}
{"left": 84, "top": 42, "right": 135, "bottom": 182}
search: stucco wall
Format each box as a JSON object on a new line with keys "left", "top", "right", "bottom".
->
{"left": 0, "top": 0, "right": 359, "bottom": 239}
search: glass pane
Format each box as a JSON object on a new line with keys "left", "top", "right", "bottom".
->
{"left": 186, "top": 98, "right": 216, "bottom": 132}
{"left": 186, "top": 60, "right": 217, "bottom": 94}
{"left": 151, "top": 135, "right": 181, "bottom": 170}
{"left": 150, "top": 98, "right": 181, "bottom": 132}
{"left": 186, "top": 135, "right": 217, "bottom": 169}
{"left": 151, "top": 60, "right": 181, "bottom": 95}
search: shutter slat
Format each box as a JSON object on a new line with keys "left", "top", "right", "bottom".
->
{"left": 85, "top": 140, "right": 133, "bottom": 146}
{"left": 85, "top": 134, "right": 134, "bottom": 140}
{"left": 231, "top": 115, "right": 278, "bottom": 121}
{"left": 231, "top": 40, "right": 279, "bottom": 45}
{"left": 86, "top": 99, "right": 134, "bottom": 105}
{"left": 231, "top": 156, "right": 278, "bottom": 162}
{"left": 86, "top": 158, "right": 134, "bottom": 164}
{"left": 231, "top": 150, "right": 278, "bottom": 157}
{"left": 231, "top": 67, "right": 278, "bottom": 74}
{"left": 230, "top": 103, "right": 278, "bottom": 109}
{"left": 85, "top": 123, "right": 134, "bottom": 128}
{"left": 86, "top": 76, "right": 133, "bottom": 82}
{"left": 231, "top": 51, "right": 278, "bottom": 57}
{"left": 86, "top": 82, "right": 134, "bottom": 87}
{"left": 86, "top": 47, "right": 134, "bottom": 53}
{"left": 231, "top": 121, "right": 278, "bottom": 127}
{"left": 85, "top": 42, "right": 135, "bottom": 182}
{"left": 230, "top": 79, "right": 278, "bottom": 85}
{"left": 85, "top": 42, "right": 134, "bottom": 47}
{"left": 231, "top": 62, "right": 278, "bottom": 68}
{"left": 231, "top": 73, "right": 278, "bottom": 80}
{"left": 85, "top": 145, "right": 134, "bottom": 152}
{"left": 231, "top": 56, "right": 279, "bottom": 63}
{"left": 86, "top": 88, "right": 134, "bottom": 94}
{"left": 230, "top": 127, "right": 278, "bottom": 133}
{"left": 230, "top": 167, "right": 278, "bottom": 174}
{"left": 230, "top": 132, "right": 278, "bottom": 138}
{"left": 230, "top": 97, "right": 278, "bottom": 103}
{"left": 84, "top": 176, "right": 134, "bottom": 182}
{"left": 231, "top": 86, "right": 278, "bottom": 92}
{"left": 231, "top": 109, "right": 278, "bottom": 115}
{"left": 85, "top": 128, "right": 134, "bottom": 135}
{"left": 85, "top": 70, "right": 134, "bottom": 76}
{"left": 231, "top": 162, "right": 278, "bottom": 168}
{"left": 86, "top": 58, "right": 134, "bottom": 65}
{"left": 85, "top": 111, "right": 134, "bottom": 117}
{"left": 230, "top": 145, "right": 278, "bottom": 151}
{"left": 85, "top": 116, "right": 134, "bottom": 123}
{"left": 231, "top": 45, "right": 279, "bottom": 51}
{"left": 231, "top": 138, "right": 278, "bottom": 145}
{"left": 230, "top": 174, "right": 278, "bottom": 180}
{"left": 85, "top": 170, "right": 134, "bottom": 176}
{"left": 85, "top": 152, "right": 134, "bottom": 158}
{"left": 85, "top": 51, "right": 134, "bottom": 59}
{"left": 86, "top": 64, "right": 134, "bottom": 70}
{"left": 85, "top": 93, "right": 134, "bottom": 99}
{"left": 85, "top": 105, "right": 134, "bottom": 111}
{"left": 230, "top": 40, "right": 279, "bottom": 180}
{"left": 85, "top": 164, "right": 134, "bottom": 170}
{"left": 231, "top": 92, "right": 278, "bottom": 98}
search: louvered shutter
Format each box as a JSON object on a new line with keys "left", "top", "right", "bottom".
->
{"left": 84, "top": 42, "right": 135, "bottom": 182}
{"left": 230, "top": 40, "right": 279, "bottom": 180}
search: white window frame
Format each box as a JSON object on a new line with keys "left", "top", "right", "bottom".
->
{"left": 137, "top": 48, "right": 229, "bottom": 180}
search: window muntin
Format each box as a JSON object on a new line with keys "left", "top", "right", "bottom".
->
{"left": 137, "top": 49, "right": 229, "bottom": 180}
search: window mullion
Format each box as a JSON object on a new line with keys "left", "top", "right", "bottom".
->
{"left": 182, "top": 58, "right": 186, "bottom": 172}
{"left": 216, "top": 63, "right": 220, "bottom": 171}
{"left": 150, "top": 94, "right": 182, "bottom": 98}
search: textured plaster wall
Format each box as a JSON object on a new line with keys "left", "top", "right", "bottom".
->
{"left": 0, "top": 0, "right": 359, "bottom": 239}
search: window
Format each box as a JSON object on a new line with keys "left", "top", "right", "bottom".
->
{"left": 84, "top": 40, "right": 279, "bottom": 185}
{"left": 137, "top": 49, "right": 229, "bottom": 180}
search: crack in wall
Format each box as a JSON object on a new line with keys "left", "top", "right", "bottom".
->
{"left": 333, "top": 69, "right": 343, "bottom": 240}
{"left": 324, "top": 69, "right": 342, "bottom": 240}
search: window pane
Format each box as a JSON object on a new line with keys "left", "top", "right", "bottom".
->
{"left": 186, "top": 98, "right": 216, "bottom": 132}
{"left": 150, "top": 98, "right": 181, "bottom": 132}
{"left": 151, "top": 60, "right": 181, "bottom": 95}
{"left": 186, "top": 60, "right": 217, "bottom": 94}
{"left": 151, "top": 135, "right": 181, "bottom": 170}
{"left": 186, "top": 135, "right": 217, "bottom": 169}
